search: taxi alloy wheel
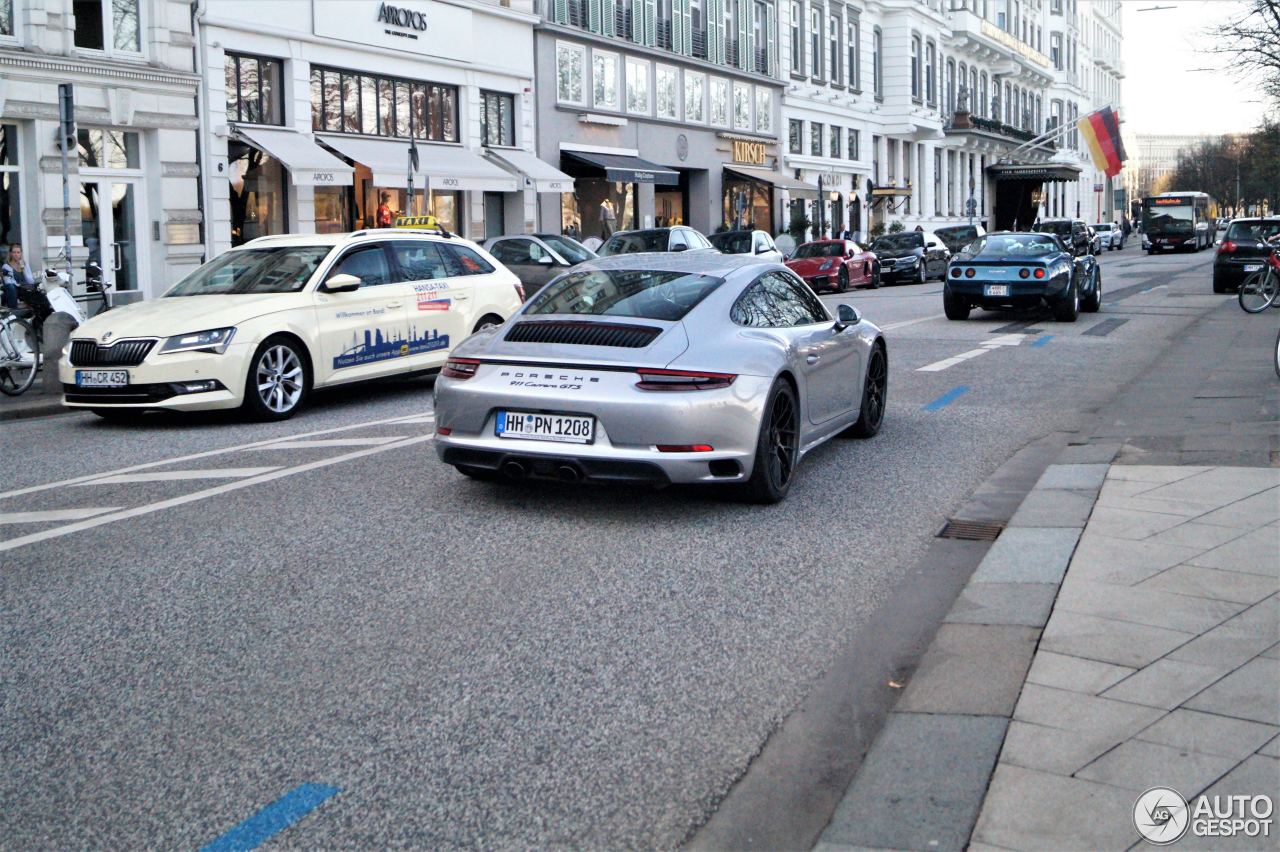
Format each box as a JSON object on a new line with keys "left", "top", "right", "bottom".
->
{"left": 244, "top": 336, "right": 309, "bottom": 421}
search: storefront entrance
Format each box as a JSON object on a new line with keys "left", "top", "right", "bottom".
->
{"left": 79, "top": 177, "right": 142, "bottom": 294}
{"left": 722, "top": 172, "right": 770, "bottom": 231}
{"left": 560, "top": 151, "right": 678, "bottom": 239}
{"left": 227, "top": 140, "right": 288, "bottom": 246}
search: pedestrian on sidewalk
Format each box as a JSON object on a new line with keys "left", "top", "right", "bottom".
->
{"left": 1, "top": 242, "right": 35, "bottom": 310}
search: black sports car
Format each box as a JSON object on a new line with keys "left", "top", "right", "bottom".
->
{"left": 943, "top": 232, "right": 1101, "bottom": 322}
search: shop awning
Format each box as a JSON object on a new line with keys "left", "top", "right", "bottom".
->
{"left": 724, "top": 166, "right": 820, "bottom": 199}
{"left": 562, "top": 151, "right": 679, "bottom": 185}
{"left": 988, "top": 162, "right": 1082, "bottom": 182}
{"left": 486, "top": 148, "right": 575, "bottom": 193}
{"left": 235, "top": 127, "right": 354, "bottom": 187}
{"left": 319, "top": 135, "right": 519, "bottom": 192}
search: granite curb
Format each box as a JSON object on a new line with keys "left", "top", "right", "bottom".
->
{"left": 816, "top": 444, "right": 1117, "bottom": 852}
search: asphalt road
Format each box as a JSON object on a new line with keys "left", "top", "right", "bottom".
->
{"left": 1, "top": 243, "right": 1226, "bottom": 848}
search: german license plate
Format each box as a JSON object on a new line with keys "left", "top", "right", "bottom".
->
{"left": 984, "top": 284, "right": 1010, "bottom": 297}
{"left": 1244, "top": 264, "right": 1262, "bottom": 272}
{"left": 76, "top": 369, "right": 128, "bottom": 387}
{"left": 496, "top": 410, "right": 594, "bottom": 444}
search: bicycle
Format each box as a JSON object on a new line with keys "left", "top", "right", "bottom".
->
{"left": 0, "top": 310, "right": 39, "bottom": 396}
{"left": 1238, "top": 236, "right": 1280, "bottom": 314}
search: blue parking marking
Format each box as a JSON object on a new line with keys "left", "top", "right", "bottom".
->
{"left": 1030, "top": 335, "right": 1054, "bottom": 348}
{"left": 200, "top": 783, "right": 340, "bottom": 852}
{"left": 923, "top": 385, "right": 969, "bottom": 411}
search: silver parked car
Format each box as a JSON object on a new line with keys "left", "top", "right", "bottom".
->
{"left": 433, "top": 253, "right": 888, "bottom": 503}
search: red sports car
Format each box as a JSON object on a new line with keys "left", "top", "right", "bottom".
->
{"left": 785, "top": 240, "right": 881, "bottom": 293}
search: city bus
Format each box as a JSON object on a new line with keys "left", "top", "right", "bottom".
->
{"left": 1141, "top": 192, "right": 1216, "bottom": 253}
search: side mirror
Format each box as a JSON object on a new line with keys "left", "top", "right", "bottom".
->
{"left": 535, "top": 255, "right": 554, "bottom": 265}
{"left": 834, "top": 303, "right": 860, "bottom": 331}
{"left": 756, "top": 245, "right": 770, "bottom": 255}
{"left": 927, "top": 241, "right": 940, "bottom": 248}
{"left": 320, "top": 273, "right": 361, "bottom": 293}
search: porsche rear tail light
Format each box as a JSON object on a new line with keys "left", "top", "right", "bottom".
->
{"left": 635, "top": 368, "right": 736, "bottom": 391}
{"left": 656, "top": 444, "right": 715, "bottom": 452}
{"left": 1034, "top": 268, "right": 1046, "bottom": 279}
{"left": 964, "top": 268, "right": 976, "bottom": 278}
{"left": 1218, "top": 240, "right": 1237, "bottom": 254}
{"left": 442, "top": 358, "right": 480, "bottom": 379}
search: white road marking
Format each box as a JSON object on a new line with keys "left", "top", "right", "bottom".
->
{"left": 0, "top": 435, "right": 436, "bottom": 554}
{"left": 0, "top": 410, "right": 434, "bottom": 502}
{"left": 917, "top": 348, "right": 992, "bottom": 372}
{"left": 74, "top": 467, "right": 282, "bottom": 485}
{"left": 388, "top": 416, "right": 436, "bottom": 424}
{"left": 247, "top": 437, "right": 408, "bottom": 450}
{"left": 981, "top": 334, "right": 1028, "bottom": 347}
{"left": 882, "top": 315, "right": 945, "bottom": 331}
{"left": 0, "top": 507, "right": 122, "bottom": 524}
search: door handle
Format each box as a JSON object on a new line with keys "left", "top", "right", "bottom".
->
{"left": 387, "top": 301, "right": 403, "bottom": 308}
{"left": 452, "top": 294, "right": 470, "bottom": 300}
{"left": 806, "top": 354, "right": 821, "bottom": 365}
{"left": 112, "top": 243, "right": 124, "bottom": 272}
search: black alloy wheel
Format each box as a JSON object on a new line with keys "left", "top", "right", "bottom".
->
{"left": 1082, "top": 268, "right": 1102, "bottom": 312}
{"left": 743, "top": 380, "right": 800, "bottom": 504}
{"left": 845, "top": 345, "right": 887, "bottom": 438}
{"left": 838, "top": 266, "right": 850, "bottom": 292}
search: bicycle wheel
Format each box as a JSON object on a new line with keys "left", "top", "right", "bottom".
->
{"left": 0, "top": 317, "right": 39, "bottom": 396}
{"left": 1239, "top": 269, "right": 1279, "bottom": 313}
{"left": 1275, "top": 325, "right": 1280, "bottom": 380}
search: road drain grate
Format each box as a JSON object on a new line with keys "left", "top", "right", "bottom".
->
{"left": 937, "top": 519, "right": 1004, "bottom": 541}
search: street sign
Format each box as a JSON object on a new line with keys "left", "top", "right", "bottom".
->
{"left": 966, "top": 198, "right": 978, "bottom": 215}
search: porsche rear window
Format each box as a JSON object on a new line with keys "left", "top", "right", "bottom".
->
{"left": 525, "top": 269, "right": 724, "bottom": 321}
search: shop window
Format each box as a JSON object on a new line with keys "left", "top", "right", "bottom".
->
{"left": 0, "top": 125, "right": 21, "bottom": 253}
{"left": 1, "top": 0, "right": 13, "bottom": 37}
{"left": 755, "top": 88, "right": 771, "bottom": 133}
{"left": 592, "top": 50, "right": 620, "bottom": 111}
{"left": 73, "top": 0, "right": 140, "bottom": 53}
{"left": 810, "top": 121, "right": 822, "bottom": 157}
{"left": 481, "top": 91, "right": 516, "bottom": 147}
{"left": 430, "top": 190, "right": 461, "bottom": 233}
{"left": 77, "top": 129, "right": 139, "bottom": 170}
{"left": 557, "top": 42, "right": 586, "bottom": 105}
{"left": 684, "top": 71, "right": 706, "bottom": 123}
{"left": 656, "top": 65, "right": 679, "bottom": 119}
{"left": 225, "top": 53, "right": 283, "bottom": 126}
{"left": 733, "top": 84, "right": 751, "bottom": 130}
{"left": 710, "top": 77, "right": 729, "bottom": 125}
{"left": 723, "top": 174, "right": 770, "bottom": 230}
{"left": 314, "top": 186, "right": 351, "bottom": 234}
{"left": 626, "top": 58, "right": 650, "bottom": 114}
{"left": 311, "top": 66, "right": 458, "bottom": 142}
{"left": 227, "top": 141, "right": 287, "bottom": 247}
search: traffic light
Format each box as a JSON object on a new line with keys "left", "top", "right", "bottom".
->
{"left": 57, "top": 83, "right": 76, "bottom": 153}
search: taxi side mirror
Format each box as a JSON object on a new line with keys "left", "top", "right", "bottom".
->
{"left": 320, "top": 273, "right": 361, "bottom": 293}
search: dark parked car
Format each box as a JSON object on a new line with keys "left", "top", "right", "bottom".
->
{"left": 597, "top": 226, "right": 716, "bottom": 255}
{"left": 784, "top": 239, "right": 881, "bottom": 292}
{"left": 869, "top": 231, "right": 950, "bottom": 284}
{"left": 944, "top": 231, "right": 1101, "bottom": 322}
{"left": 1213, "top": 218, "right": 1280, "bottom": 293}
{"left": 483, "top": 234, "right": 597, "bottom": 298}
{"left": 934, "top": 224, "right": 987, "bottom": 255}
{"left": 1032, "top": 218, "right": 1092, "bottom": 257}
{"left": 708, "top": 229, "right": 785, "bottom": 262}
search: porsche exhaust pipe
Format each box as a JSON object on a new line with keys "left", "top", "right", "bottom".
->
{"left": 501, "top": 460, "right": 529, "bottom": 480}
{"left": 556, "top": 464, "right": 582, "bottom": 483}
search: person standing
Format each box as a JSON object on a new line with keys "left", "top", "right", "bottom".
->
{"left": 1, "top": 243, "right": 34, "bottom": 310}
{"left": 376, "top": 193, "right": 395, "bottom": 228}
{"left": 599, "top": 197, "right": 617, "bottom": 239}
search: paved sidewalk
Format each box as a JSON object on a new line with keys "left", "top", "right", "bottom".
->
{"left": 972, "top": 464, "right": 1279, "bottom": 850}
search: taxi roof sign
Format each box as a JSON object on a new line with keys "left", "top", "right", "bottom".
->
{"left": 394, "top": 215, "right": 439, "bottom": 228}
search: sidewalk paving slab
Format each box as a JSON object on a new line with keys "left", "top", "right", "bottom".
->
{"left": 895, "top": 624, "right": 1039, "bottom": 716}
{"left": 971, "top": 764, "right": 1136, "bottom": 851}
{"left": 1135, "top": 708, "right": 1279, "bottom": 762}
{"left": 1039, "top": 610, "right": 1195, "bottom": 669}
{"left": 1183, "top": 656, "right": 1280, "bottom": 726}
{"left": 1024, "top": 650, "right": 1133, "bottom": 695}
{"left": 1075, "top": 739, "right": 1239, "bottom": 797}
{"left": 943, "top": 583, "right": 1057, "bottom": 628}
{"left": 1138, "top": 563, "right": 1278, "bottom": 606}
{"left": 971, "top": 527, "right": 1081, "bottom": 585}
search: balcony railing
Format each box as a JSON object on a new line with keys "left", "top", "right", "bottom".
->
{"left": 946, "top": 111, "right": 1056, "bottom": 149}
{"left": 693, "top": 30, "right": 707, "bottom": 59}
{"left": 726, "top": 37, "right": 739, "bottom": 67}
{"left": 615, "top": 6, "right": 631, "bottom": 36}
{"left": 565, "top": 0, "right": 585, "bottom": 26}
{"left": 657, "top": 19, "right": 673, "bottom": 49}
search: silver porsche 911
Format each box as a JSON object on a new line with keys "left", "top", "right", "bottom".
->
{"left": 432, "top": 253, "right": 887, "bottom": 502}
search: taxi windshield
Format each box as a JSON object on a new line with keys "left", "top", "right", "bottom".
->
{"left": 165, "top": 247, "right": 331, "bottom": 296}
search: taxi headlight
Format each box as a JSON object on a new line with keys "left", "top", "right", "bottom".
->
{"left": 160, "top": 327, "right": 237, "bottom": 355}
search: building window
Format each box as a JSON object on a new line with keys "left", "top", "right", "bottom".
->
{"left": 685, "top": 71, "right": 706, "bottom": 122}
{"left": 1, "top": 0, "right": 13, "bottom": 37}
{"left": 77, "top": 128, "right": 140, "bottom": 170}
{"left": 656, "top": 64, "right": 679, "bottom": 119}
{"left": 481, "top": 91, "right": 515, "bottom": 147}
{"left": 872, "top": 27, "right": 882, "bottom": 97}
{"left": 227, "top": 140, "right": 287, "bottom": 247}
{"left": 0, "top": 125, "right": 21, "bottom": 254}
{"left": 809, "top": 5, "right": 821, "bottom": 77}
{"left": 847, "top": 15, "right": 860, "bottom": 90}
{"left": 828, "top": 11, "right": 840, "bottom": 83}
{"left": 789, "top": 118, "right": 803, "bottom": 154}
{"left": 925, "top": 41, "right": 936, "bottom": 105}
{"left": 73, "top": 0, "right": 140, "bottom": 53}
{"left": 755, "top": 87, "right": 772, "bottom": 132}
{"left": 847, "top": 127, "right": 859, "bottom": 160}
{"left": 1050, "top": 33, "right": 1062, "bottom": 69}
{"left": 626, "top": 57, "right": 650, "bottom": 114}
{"left": 829, "top": 125, "right": 841, "bottom": 158}
{"left": 790, "top": 0, "right": 803, "bottom": 73}
{"left": 226, "top": 54, "right": 284, "bottom": 126}
{"left": 311, "top": 66, "right": 457, "bottom": 142}
{"left": 556, "top": 42, "right": 586, "bottom": 104}
{"left": 592, "top": 50, "right": 620, "bottom": 110}
{"left": 910, "top": 35, "right": 921, "bottom": 100}
{"left": 733, "top": 83, "right": 751, "bottom": 129}
{"left": 810, "top": 121, "right": 822, "bottom": 156}
{"left": 933, "top": 148, "right": 942, "bottom": 215}
{"left": 711, "top": 77, "right": 730, "bottom": 125}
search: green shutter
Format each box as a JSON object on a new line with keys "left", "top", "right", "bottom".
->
{"left": 643, "top": 0, "right": 657, "bottom": 45}
{"left": 553, "top": 0, "right": 568, "bottom": 24}
{"left": 588, "top": 0, "right": 602, "bottom": 32}
{"left": 764, "top": 4, "right": 775, "bottom": 75}
{"left": 737, "top": 1, "right": 750, "bottom": 70}
{"left": 706, "top": 0, "right": 721, "bottom": 63}
{"left": 633, "top": 0, "right": 646, "bottom": 42}
{"left": 673, "top": 0, "right": 692, "bottom": 54}
{"left": 603, "top": 0, "right": 617, "bottom": 35}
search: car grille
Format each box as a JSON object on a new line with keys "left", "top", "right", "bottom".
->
{"left": 504, "top": 321, "right": 661, "bottom": 348}
{"left": 69, "top": 339, "right": 156, "bottom": 367}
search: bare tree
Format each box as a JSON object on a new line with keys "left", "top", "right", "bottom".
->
{"left": 1211, "top": 0, "right": 1280, "bottom": 104}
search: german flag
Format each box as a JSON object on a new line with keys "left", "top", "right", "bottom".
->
{"left": 1078, "top": 107, "right": 1128, "bottom": 178}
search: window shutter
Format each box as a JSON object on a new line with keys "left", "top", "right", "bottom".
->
{"left": 672, "top": 0, "right": 692, "bottom": 54}
{"left": 553, "top": 0, "right": 569, "bottom": 23}
{"left": 765, "top": 5, "right": 775, "bottom": 75}
{"left": 707, "top": 0, "right": 723, "bottom": 63}
{"left": 588, "top": 0, "right": 603, "bottom": 32}
{"left": 603, "top": 0, "right": 617, "bottom": 35}
{"left": 643, "top": 0, "right": 657, "bottom": 45}
{"left": 737, "top": 2, "right": 750, "bottom": 70}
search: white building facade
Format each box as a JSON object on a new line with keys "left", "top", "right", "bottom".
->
{"left": 197, "top": 0, "right": 545, "bottom": 260}
{"left": 0, "top": 0, "right": 202, "bottom": 302}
